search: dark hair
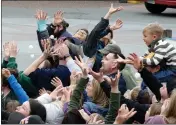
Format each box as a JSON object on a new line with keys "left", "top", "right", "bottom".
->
{"left": 80, "top": 28, "right": 89, "bottom": 35}
{"left": 114, "top": 54, "right": 126, "bottom": 71}
{"left": 62, "top": 109, "right": 86, "bottom": 124}
{"left": 46, "top": 56, "right": 59, "bottom": 68}
{"left": 137, "top": 89, "right": 151, "bottom": 104}
{"left": 29, "top": 99, "right": 46, "bottom": 122}
{"left": 167, "top": 77, "right": 176, "bottom": 96}
{"left": 61, "top": 20, "right": 69, "bottom": 29}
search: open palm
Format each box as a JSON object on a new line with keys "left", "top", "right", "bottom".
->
{"left": 54, "top": 11, "right": 63, "bottom": 26}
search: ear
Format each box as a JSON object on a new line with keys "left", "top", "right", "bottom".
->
{"left": 152, "top": 34, "right": 158, "bottom": 40}
{"left": 112, "top": 61, "right": 118, "bottom": 69}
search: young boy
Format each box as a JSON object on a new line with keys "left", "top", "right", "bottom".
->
{"left": 141, "top": 23, "right": 176, "bottom": 85}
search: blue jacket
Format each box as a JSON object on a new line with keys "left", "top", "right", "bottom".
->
{"left": 28, "top": 66, "right": 71, "bottom": 91}
{"left": 7, "top": 75, "right": 29, "bottom": 104}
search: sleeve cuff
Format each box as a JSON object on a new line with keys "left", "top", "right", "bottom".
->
{"left": 37, "top": 20, "right": 47, "bottom": 32}
{"left": 8, "top": 57, "right": 16, "bottom": 62}
{"left": 101, "top": 17, "right": 109, "bottom": 23}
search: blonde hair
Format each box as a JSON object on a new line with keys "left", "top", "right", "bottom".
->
{"left": 143, "top": 23, "right": 164, "bottom": 38}
{"left": 131, "top": 86, "right": 140, "bottom": 101}
{"left": 91, "top": 79, "right": 109, "bottom": 107}
{"left": 164, "top": 89, "right": 176, "bottom": 122}
{"left": 149, "top": 103, "right": 162, "bottom": 116}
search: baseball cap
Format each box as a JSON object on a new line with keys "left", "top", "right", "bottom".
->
{"left": 98, "top": 44, "right": 122, "bottom": 55}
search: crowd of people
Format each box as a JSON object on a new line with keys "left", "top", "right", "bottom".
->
{"left": 2, "top": 3, "right": 176, "bottom": 124}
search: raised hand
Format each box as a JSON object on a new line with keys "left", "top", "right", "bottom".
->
{"left": 104, "top": 70, "right": 120, "bottom": 88}
{"left": 50, "top": 85, "right": 64, "bottom": 101}
{"left": 70, "top": 71, "right": 83, "bottom": 85}
{"left": 108, "top": 4, "right": 123, "bottom": 15}
{"left": 9, "top": 41, "right": 18, "bottom": 58}
{"left": 114, "top": 104, "right": 137, "bottom": 124}
{"left": 113, "top": 55, "right": 133, "bottom": 64}
{"left": 53, "top": 43, "right": 70, "bottom": 58}
{"left": 53, "top": 10, "right": 64, "bottom": 26}
{"left": 3, "top": 42, "right": 10, "bottom": 61}
{"left": 35, "top": 10, "right": 47, "bottom": 20}
{"left": 39, "top": 88, "right": 47, "bottom": 96}
{"left": 41, "top": 39, "right": 53, "bottom": 58}
{"left": 88, "top": 114, "right": 105, "bottom": 124}
{"left": 51, "top": 77, "right": 63, "bottom": 88}
{"left": 61, "top": 87, "right": 72, "bottom": 103}
{"left": 2, "top": 68, "right": 11, "bottom": 78}
{"left": 89, "top": 69, "right": 104, "bottom": 83}
{"left": 110, "top": 19, "right": 123, "bottom": 30}
{"left": 75, "top": 55, "right": 89, "bottom": 77}
{"left": 127, "top": 53, "right": 142, "bottom": 70}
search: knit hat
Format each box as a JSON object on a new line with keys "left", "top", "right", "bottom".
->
{"left": 29, "top": 99, "right": 46, "bottom": 122}
{"left": 20, "top": 115, "right": 44, "bottom": 124}
{"left": 62, "top": 109, "right": 86, "bottom": 124}
{"left": 166, "top": 77, "right": 176, "bottom": 96}
{"left": 8, "top": 112, "right": 25, "bottom": 124}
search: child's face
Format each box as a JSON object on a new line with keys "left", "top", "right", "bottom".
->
{"left": 143, "top": 31, "right": 157, "bottom": 46}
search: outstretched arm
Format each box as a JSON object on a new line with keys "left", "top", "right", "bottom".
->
{"left": 23, "top": 40, "right": 51, "bottom": 76}
{"left": 83, "top": 4, "right": 123, "bottom": 57}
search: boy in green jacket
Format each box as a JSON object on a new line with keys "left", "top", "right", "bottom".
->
{"left": 2, "top": 42, "right": 38, "bottom": 98}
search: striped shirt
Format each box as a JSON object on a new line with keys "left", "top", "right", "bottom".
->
{"left": 143, "top": 39, "right": 176, "bottom": 67}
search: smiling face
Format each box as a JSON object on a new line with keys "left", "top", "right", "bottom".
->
{"left": 16, "top": 101, "right": 30, "bottom": 117}
{"left": 100, "top": 53, "right": 118, "bottom": 75}
{"left": 74, "top": 29, "right": 88, "bottom": 41}
{"left": 143, "top": 30, "right": 157, "bottom": 46}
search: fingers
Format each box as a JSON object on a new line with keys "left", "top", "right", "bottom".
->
{"left": 93, "top": 114, "right": 99, "bottom": 122}
{"left": 120, "top": 104, "right": 127, "bottom": 111}
{"left": 55, "top": 85, "right": 64, "bottom": 92}
{"left": 116, "top": 70, "right": 121, "bottom": 80}
{"left": 111, "top": 3, "right": 113, "bottom": 8}
{"left": 127, "top": 108, "right": 137, "bottom": 118}
{"left": 96, "top": 120, "right": 105, "bottom": 124}
{"left": 117, "top": 6, "right": 124, "bottom": 11}
{"left": 35, "top": 9, "right": 47, "bottom": 20}
{"left": 89, "top": 69, "right": 98, "bottom": 76}
{"left": 79, "top": 55, "right": 84, "bottom": 63}
{"left": 103, "top": 76, "right": 111, "bottom": 83}
{"left": 39, "top": 88, "right": 47, "bottom": 95}
{"left": 42, "top": 39, "right": 51, "bottom": 51}
{"left": 51, "top": 77, "right": 62, "bottom": 87}
{"left": 75, "top": 56, "right": 81, "bottom": 67}
{"left": 116, "top": 19, "right": 123, "bottom": 25}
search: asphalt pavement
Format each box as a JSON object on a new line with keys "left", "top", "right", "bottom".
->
{"left": 2, "top": 1, "right": 176, "bottom": 70}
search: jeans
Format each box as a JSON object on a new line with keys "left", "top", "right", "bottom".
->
{"left": 83, "top": 102, "right": 108, "bottom": 117}
{"left": 141, "top": 69, "right": 176, "bottom": 90}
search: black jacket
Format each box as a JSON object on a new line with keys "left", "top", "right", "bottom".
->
{"left": 83, "top": 18, "right": 111, "bottom": 58}
{"left": 139, "top": 68, "right": 162, "bottom": 101}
